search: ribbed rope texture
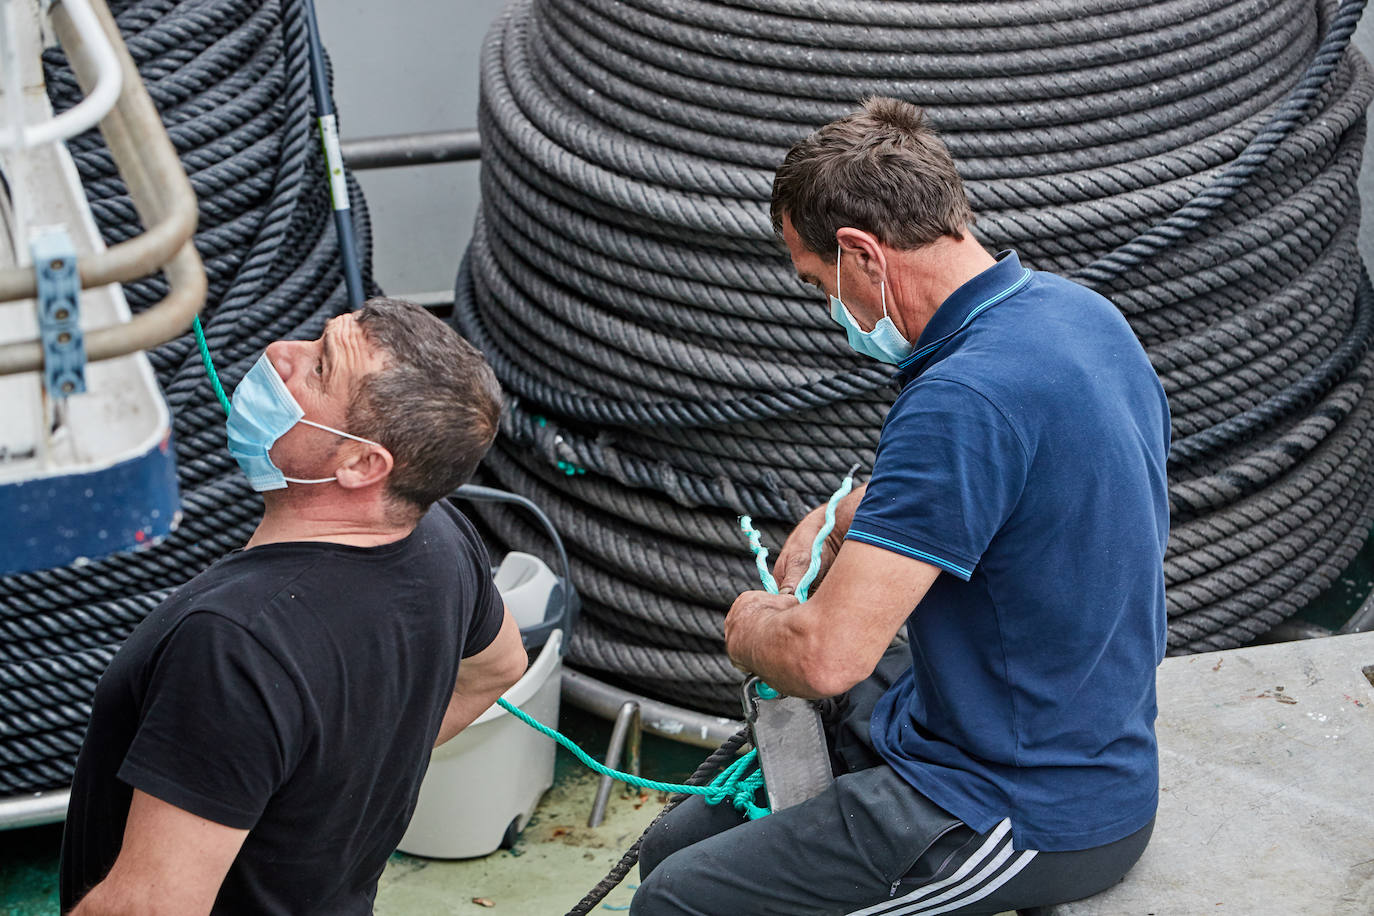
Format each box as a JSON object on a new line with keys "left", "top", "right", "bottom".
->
{"left": 456, "top": 0, "right": 1374, "bottom": 716}
{"left": 0, "top": 0, "right": 375, "bottom": 796}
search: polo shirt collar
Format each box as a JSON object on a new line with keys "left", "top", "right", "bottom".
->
{"left": 894, "top": 250, "right": 1033, "bottom": 387}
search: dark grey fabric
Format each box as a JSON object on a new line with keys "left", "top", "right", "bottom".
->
{"left": 632, "top": 647, "right": 1154, "bottom": 916}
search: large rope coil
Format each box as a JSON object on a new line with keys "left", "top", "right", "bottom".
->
{"left": 0, "top": 0, "right": 372, "bottom": 796}
{"left": 457, "top": 0, "right": 1374, "bottom": 715}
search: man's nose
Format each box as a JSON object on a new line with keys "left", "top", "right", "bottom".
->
{"left": 264, "top": 340, "right": 304, "bottom": 382}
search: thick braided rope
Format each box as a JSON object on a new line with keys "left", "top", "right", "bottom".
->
{"left": 459, "top": 0, "right": 1374, "bottom": 717}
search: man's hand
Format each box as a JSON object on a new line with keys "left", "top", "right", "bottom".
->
{"left": 724, "top": 589, "right": 800, "bottom": 675}
{"left": 771, "top": 483, "right": 868, "bottom": 593}
{"left": 726, "top": 540, "right": 940, "bottom": 699}
{"left": 70, "top": 790, "right": 247, "bottom": 916}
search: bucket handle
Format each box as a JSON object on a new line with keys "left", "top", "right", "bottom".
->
{"left": 452, "top": 484, "right": 580, "bottom": 655}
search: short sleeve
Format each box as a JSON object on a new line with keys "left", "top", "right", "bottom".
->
{"left": 847, "top": 378, "right": 1029, "bottom": 581}
{"left": 117, "top": 612, "right": 305, "bottom": 830}
{"left": 447, "top": 506, "right": 506, "bottom": 657}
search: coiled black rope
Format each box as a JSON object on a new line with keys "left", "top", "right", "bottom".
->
{"left": 457, "top": 0, "right": 1374, "bottom": 715}
{"left": 0, "top": 0, "right": 373, "bottom": 796}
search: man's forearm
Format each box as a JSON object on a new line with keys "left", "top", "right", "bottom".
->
{"left": 70, "top": 883, "right": 123, "bottom": 916}
{"left": 70, "top": 885, "right": 168, "bottom": 916}
{"left": 435, "top": 611, "right": 527, "bottom": 747}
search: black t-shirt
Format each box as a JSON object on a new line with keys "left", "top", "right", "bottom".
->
{"left": 59, "top": 501, "right": 504, "bottom": 914}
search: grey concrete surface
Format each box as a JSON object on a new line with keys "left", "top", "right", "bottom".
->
{"left": 1054, "top": 633, "right": 1374, "bottom": 915}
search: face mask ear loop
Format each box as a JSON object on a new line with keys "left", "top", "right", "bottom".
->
{"left": 881, "top": 279, "right": 888, "bottom": 319}
{"left": 835, "top": 243, "right": 842, "bottom": 301}
{"left": 297, "top": 418, "right": 382, "bottom": 449}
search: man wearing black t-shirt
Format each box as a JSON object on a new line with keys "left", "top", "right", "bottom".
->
{"left": 59, "top": 299, "right": 525, "bottom": 915}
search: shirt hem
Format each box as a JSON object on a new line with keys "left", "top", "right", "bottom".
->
{"left": 881, "top": 757, "right": 1158, "bottom": 852}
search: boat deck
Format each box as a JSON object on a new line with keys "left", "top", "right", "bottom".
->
{"left": 0, "top": 709, "right": 702, "bottom": 915}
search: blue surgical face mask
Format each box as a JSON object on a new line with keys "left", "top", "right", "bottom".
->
{"left": 829, "top": 244, "right": 913, "bottom": 365}
{"left": 226, "top": 353, "right": 381, "bottom": 492}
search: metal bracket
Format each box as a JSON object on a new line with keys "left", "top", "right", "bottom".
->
{"left": 31, "top": 227, "right": 85, "bottom": 398}
{"left": 742, "top": 677, "right": 833, "bottom": 812}
{"left": 588, "top": 700, "right": 642, "bottom": 828}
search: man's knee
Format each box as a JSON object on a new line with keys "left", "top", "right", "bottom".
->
{"left": 631, "top": 849, "right": 703, "bottom": 916}
{"left": 639, "top": 797, "right": 739, "bottom": 880}
{"left": 637, "top": 810, "right": 676, "bottom": 880}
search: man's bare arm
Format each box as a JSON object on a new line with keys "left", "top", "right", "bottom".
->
{"left": 434, "top": 606, "right": 527, "bottom": 747}
{"left": 69, "top": 790, "right": 247, "bottom": 916}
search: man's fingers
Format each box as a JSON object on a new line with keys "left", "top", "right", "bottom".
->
{"left": 774, "top": 551, "right": 810, "bottom": 587}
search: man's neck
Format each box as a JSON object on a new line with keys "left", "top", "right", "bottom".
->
{"left": 888, "top": 234, "right": 997, "bottom": 341}
{"left": 245, "top": 493, "right": 417, "bottom": 550}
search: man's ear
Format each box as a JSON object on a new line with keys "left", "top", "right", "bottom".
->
{"left": 835, "top": 227, "right": 887, "bottom": 285}
{"left": 334, "top": 444, "right": 394, "bottom": 490}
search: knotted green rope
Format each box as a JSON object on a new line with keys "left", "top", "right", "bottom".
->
{"left": 795, "top": 463, "right": 861, "bottom": 601}
{"left": 739, "top": 464, "right": 859, "bottom": 602}
{"left": 738, "top": 516, "right": 779, "bottom": 594}
{"left": 497, "top": 697, "right": 767, "bottom": 816}
{"left": 492, "top": 462, "right": 860, "bottom": 819}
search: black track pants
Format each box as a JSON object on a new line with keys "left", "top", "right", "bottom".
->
{"left": 632, "top": 649, "right": 1154, "bottom": 916}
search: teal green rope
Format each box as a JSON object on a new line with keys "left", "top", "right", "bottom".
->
{"left": 194, "top": 316, "right": 232, "bottom": 417}
{"left": 794, "top": 463, "right": 860, "bottom": 601}
{"left": 497, "top": 697, "right": 766, "bottom": 816}
{"left": 734, "top": 467, "right": 862, "bottom": 723}
{"left": 738, "top": 515, "right": 779, "bottom": 594}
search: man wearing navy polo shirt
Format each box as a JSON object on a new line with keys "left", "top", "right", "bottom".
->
{"left": 633, "top": 97, "right": 1170, "bottom": 916}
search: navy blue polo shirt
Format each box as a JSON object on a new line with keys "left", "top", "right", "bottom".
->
{"left": 854, "top": 250, "right": 1170, "bottom": 852}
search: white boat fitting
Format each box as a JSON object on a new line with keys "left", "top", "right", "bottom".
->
{"left": 0, "top": 0, "right": 204, "bottom": 578}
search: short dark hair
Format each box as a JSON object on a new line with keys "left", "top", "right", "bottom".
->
{"left": 770, "top": 97, "right": 973, "bottom": 257}
{"left": 349, "top": 298, "right": 502, "bottom": 517}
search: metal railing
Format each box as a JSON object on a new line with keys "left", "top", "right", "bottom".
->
{"left": 0, "top": 0, "right": 121, "bottom": 150}
{"left": 0, "top": 0, "right": 205, "bottom": 375}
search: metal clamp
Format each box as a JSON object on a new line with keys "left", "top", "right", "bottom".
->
{"left": 31, "top": 227, "right": 85, "bottom": 397}
{"left": 742, "top": 676, "right": 833, "bottom": 812}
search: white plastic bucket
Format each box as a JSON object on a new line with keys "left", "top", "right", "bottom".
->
{"left": 397, "top": 628, "right": 563, "bottom": 858}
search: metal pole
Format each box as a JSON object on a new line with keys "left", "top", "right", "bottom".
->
{"left": 562, "top": 669, "right": 743, "bottom": 749}
{"left": 302, "top": 0, "right": 363, "bottom": 310}
{"left": 340, "top": 129, "right": 480, "bottom": 170}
